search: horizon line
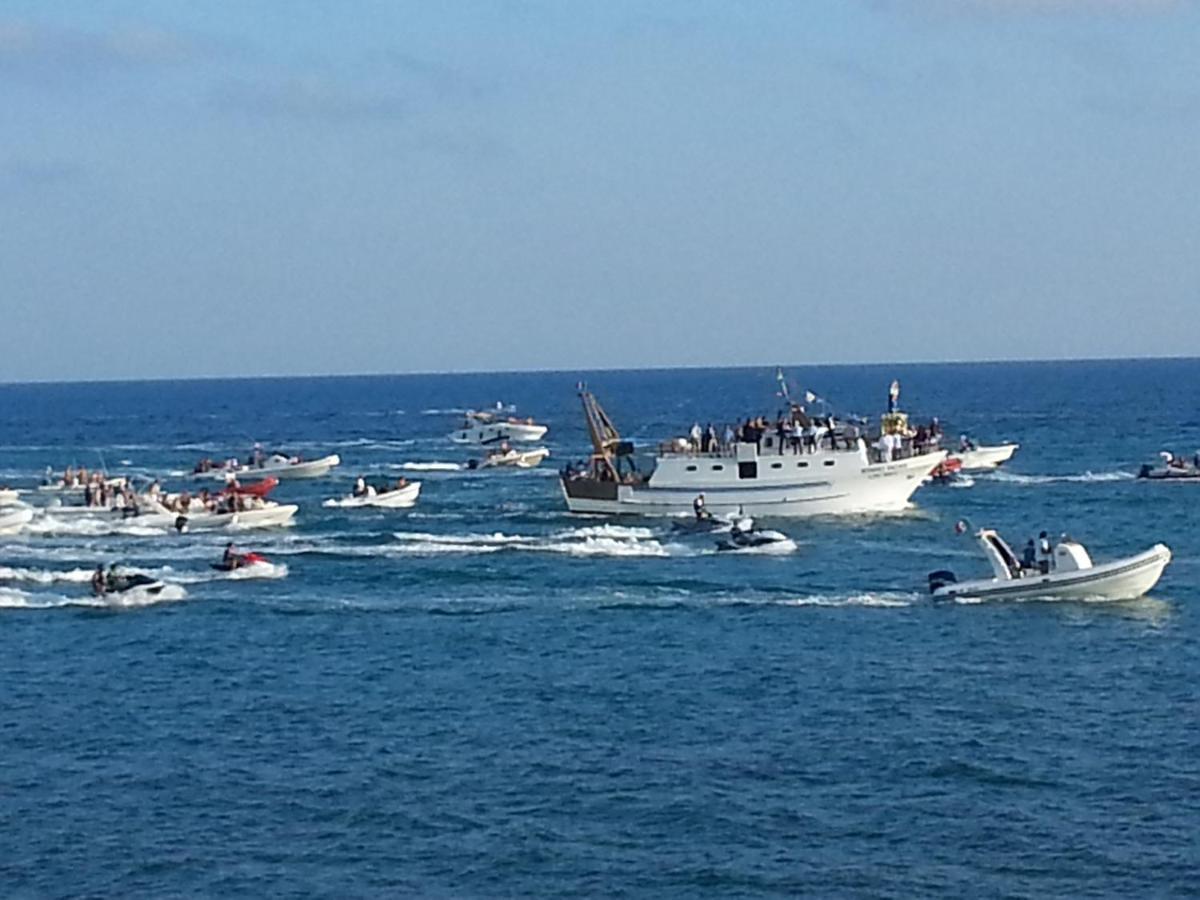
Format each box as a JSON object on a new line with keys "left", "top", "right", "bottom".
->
{"left": 1, "top": 352, "right": 1195, "bottom": 389}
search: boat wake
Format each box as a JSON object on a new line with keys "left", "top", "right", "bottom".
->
{"left": 978, "top": 469, "right": 1135, "bottom": 486}
{"left": 390, "top": 523, "right": 692, "bottom": 558}
{"left": 0, "top": 583, "right": 187, "bottom": 610}
{"left": 779, "top": 591, "right": 917, "bottom": 608}
{"left": 393, "top": 461, "right": 464, "bottom": 472}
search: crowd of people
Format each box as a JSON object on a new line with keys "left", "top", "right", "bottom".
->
{"left": 678, "top": 411, "right": 865, "bottom": 457}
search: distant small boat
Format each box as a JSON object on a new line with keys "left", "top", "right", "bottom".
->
{"left": 947, "top": 442, "right": 1019, "bottom": 471}
{"left": 1138, "top": 452, "right": 1200, "bottom": 480}
{"left": 194, "top": 453, "right": 341, "bottom": 481}
{"left": 929, "top": 527, "right": 1170, "bottom": 602}
{"left": 470, "top": 447, "right": 550, "bottom": 470}
{"left": 449, "top": 408, "right": 548, "bottom": 444}
{"left": 323, "top": 481, "right": 421, "bottom": 509}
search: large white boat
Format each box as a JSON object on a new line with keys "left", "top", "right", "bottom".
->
{"left": 193, "top": 452, "right": 341, "bottom": 481}
{"left": 948, "top": 442, "right": 1019, "bottom": 471}
{"left": 560, "top": 390, "right": 945, "bottom": 517}
{"left": 449, "top": 408, "right": 548, "bottom": 444}
{"left": 929, "top": 528, "right": 1170, "bottom": 602}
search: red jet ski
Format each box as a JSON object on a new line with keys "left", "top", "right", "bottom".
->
{"left": 211, "top": 551, "right": 268, "bottom": 572}
{"left": 222, "top": 477, "right": 278, "bottom": 498}
{"left": 929, "top": 457, "right": 964, "bottom": 484}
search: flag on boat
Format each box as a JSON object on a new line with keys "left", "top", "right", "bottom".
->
{"left": 775, "top": 368, "right": 791, "bottom": 401}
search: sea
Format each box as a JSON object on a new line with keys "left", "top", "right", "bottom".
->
{"left": 0, "top": 359, "right": 1196, "bottom": 898}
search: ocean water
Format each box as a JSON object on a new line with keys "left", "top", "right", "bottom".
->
{"left": 0, "top": 360, "right": 1197, "bottom": 898}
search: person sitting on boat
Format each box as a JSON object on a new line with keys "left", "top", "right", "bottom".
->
{"left": 353, "top": 476, "right": 368, "bottom": 498}
{"left": 91, "top": 565, "right": 106, "bottom": 596}
{"left": 959, "top": 434, "right": 977, "bottom": 452}
{"left": 693, "top": 493, "right": 711, "bottom": 521}
{"left": 223, "top": 542, "right": 242, "bottom": 570}
{"left": 395, "top": 477, "right": 408, "bottom": 490}
{"left": 106, "top": 563, "right": 121, "bottom": 592}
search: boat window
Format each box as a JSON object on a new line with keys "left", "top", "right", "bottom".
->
{"left": 797, "top": 461, "right": 808, "bottom": 468}
{"left": 824, "top": 460, "right": 835, "bottom": 467}
{"left": 712, "top": 464, "right": 724, "bottom": 471}
{"left": 685, "top": 465, "right": 697, "bottom": 472}
{"left": 770, "top": 462, "right": 782, "bottom": 469}
{"left": 738, "top": 461, "right": 758, "bottom": 479}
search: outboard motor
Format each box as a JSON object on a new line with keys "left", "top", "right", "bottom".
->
{"left": 1137, "top": 464, "right": 1152, "bottom": 479}
{"left": 928, "top": 569, "right": 958, "bottom": 594}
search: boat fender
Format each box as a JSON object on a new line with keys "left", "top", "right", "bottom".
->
{"left": 928, "top": 570, "right": 957, "bottom": 594}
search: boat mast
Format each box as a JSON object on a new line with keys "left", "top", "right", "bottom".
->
{"left": 579, "top": 388, "right": 621, "bottom": 481}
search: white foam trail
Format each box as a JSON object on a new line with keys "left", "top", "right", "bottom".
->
{"left": 0, "top": 565, "right": 95, "bottom": 584}
{"left": 949, "top": 475, "right": 975, "bottom": 488}
{"left": 395, "top": 461, "right": 464, "bottom": 472}
{"left": 226, "top": 561, "right": 288, "bottom": 580}
{"left": 718, "top": 539, "right": 798, "bottom": 555}
{"left": 421, "top": 408, "right": 467, "bottom": 415}
{"left": 25, "top": 515, "right": 169, "bottom": 538}
{"left": 979, "top": 470, "right": 1135, "bottom": 486}
{"left": 389, "top": 526, "right": 692, "bottom": 558}
{"left": 781, "top": 592, "right": 917, "bottom": 608}
{"left": 0, "top": 583, "right": 187, "bottom": 610}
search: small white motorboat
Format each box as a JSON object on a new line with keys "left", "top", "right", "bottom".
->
{"left": 449, "top": 408, "right": 548, "bottom": 444}
{"left": 1138, "top": 452, "right": 1200, "bottom": 480}
{"left": 929, "top": 528, "right": 1171, "bottom": 602}
{"left": 323, "top": 481, "right": 421, "bottom": 509}
{"left": 948, "top": 442, "right": 1019, "bottom": 471}
{"left": 471, "top": 447, "right": 550, "bottom": 470}
{"left": 0, "top": 507, "right": 34, "bottom": 535}
{"left": 194, "top": 453, "right": 341, "bottom": 481}
{"left": 151, "top": 499, "right": 299, "bottom": 531}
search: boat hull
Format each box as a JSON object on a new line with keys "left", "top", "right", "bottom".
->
{"left": 949, "top": 443, "right": 1018, "bottom": 471}
{"left": 0, "top": 507, "right": 34, "bottom": 535}
{"left": 450, "top": 423, "right": 547, "bottom": 444}
{"left": 323, "top": 482, "right": 421, "bottom": 509}
{"left": 197, "top": 454, "right": 341, "bottom": 481}
{"left": 934, "top": 544, "right": 1171, "bottom": 602}
{"left": 562, "top": 451, "right": 944, "bottom": 517}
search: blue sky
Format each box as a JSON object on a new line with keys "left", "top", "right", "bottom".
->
{"left": 2, "top": 0, "right": 1197, "bottom": 381}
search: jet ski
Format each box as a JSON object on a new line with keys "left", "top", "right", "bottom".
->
{"left": 714, "top": 517, "right": 794, "bottom": 552}
{"left": 211, "top": 551, "right": 268, "bottom": 572}
{"left": 105, "top": 573, "right": 165, "bottom": 595}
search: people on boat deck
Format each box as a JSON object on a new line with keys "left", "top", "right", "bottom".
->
{"left": 959, "top": 434, "right": 977, "bottom": 452}
{"left": 1022, "top": 539, "right": 1037, "bottom": 571}
{"left": 223, "top": 542, "right": 241, "bottom": 569}
{"left": 1037, "top": 531, "right": 1054, "bottom": 573}
{"left": 394, "top": 477, "right": 408, "bottom": 490}
{"left": 353, "top": 476, "right": 368, "bottom": 498}
{"left": 693, "top": 493, "right": 711, "bottom": 521}
{"left": 689, "top": 423, "right": 702, "bottom": 451}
